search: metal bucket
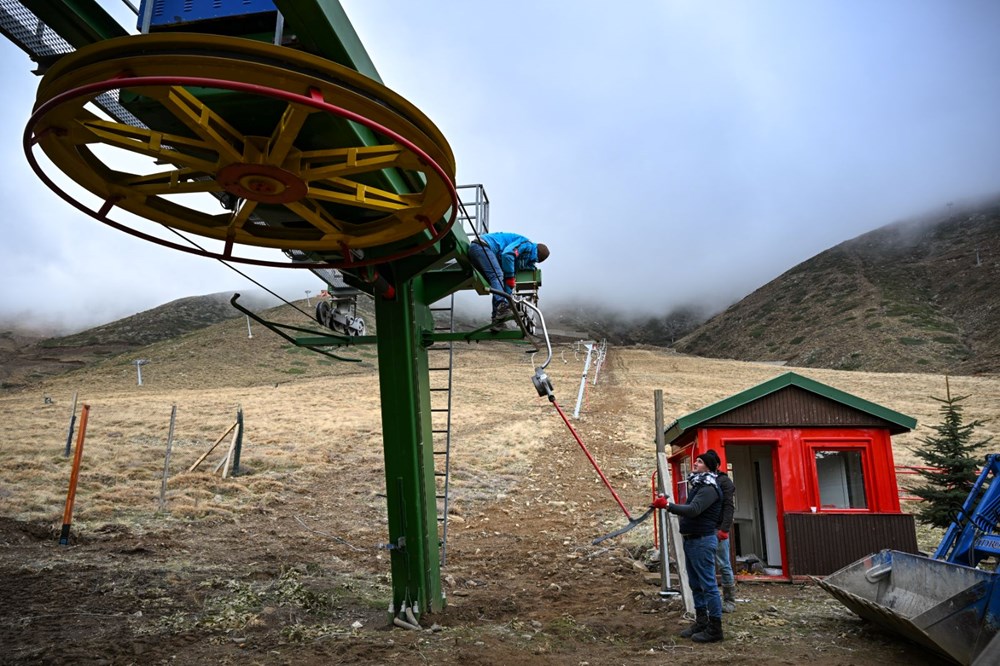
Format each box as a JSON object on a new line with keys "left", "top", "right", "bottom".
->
{"left": 818, "top": 550, "right": 1000, "bottom": 665}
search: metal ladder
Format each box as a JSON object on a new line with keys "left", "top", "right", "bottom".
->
{"left": 428, "top": 297, "right": 456, "bottom": 565}
{"left": 427, "top": 184, "right": 489, "bottom": 566}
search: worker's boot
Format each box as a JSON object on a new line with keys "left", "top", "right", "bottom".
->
{"left": 722, "top": 584, "right": 737, "bottom": 613}
{"left": 692, "top": 616, "right": 724, "bottom": 643}
{"left": 490, "top": 302, "right": 512, "bottom": 331}
{"left": 679, "top": 608, "right": 708, "bottom": 639}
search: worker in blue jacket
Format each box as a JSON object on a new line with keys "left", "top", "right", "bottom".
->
{"left": 468, "top": 232, "right": 549, "bottom": 326}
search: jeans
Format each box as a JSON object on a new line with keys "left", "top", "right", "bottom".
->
{"left": 716, "top": 536, "right": 735, "bottom": 587}
{"left": 683, "top": 534, "right": 722, "bottom": 618}
{"left": 468, "top": 243, "right": 506, "bottom": 312}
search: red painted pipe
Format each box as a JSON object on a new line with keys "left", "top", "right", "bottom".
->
{"left": 550, "top": 399, "right": 632, "bottom": 520}
{"left": 59, "top": 404, "right": 89, "bottom": 545}
{"left": 360, "top": 268, "right": 396, "bottom": 300}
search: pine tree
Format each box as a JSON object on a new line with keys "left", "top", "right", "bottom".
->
{"left": 910, "top": 379, "right": 991, "bottom": 529}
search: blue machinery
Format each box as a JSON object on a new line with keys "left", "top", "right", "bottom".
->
{"left": 820, "top": 454, "right": 1000, "bottom": 665}
{"left": 0, "top": 0, "right": 549, "bottom": 624}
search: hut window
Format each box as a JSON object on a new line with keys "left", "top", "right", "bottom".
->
{"left": 677, "top": 457, "right": 691, "bottom": 502}
{"left": 814, "top": 450, "right": 868, "bottom": 509}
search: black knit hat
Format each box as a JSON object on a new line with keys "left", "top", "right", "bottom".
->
{"left": 697, "top": 449, "right": 721, "bottom": 472}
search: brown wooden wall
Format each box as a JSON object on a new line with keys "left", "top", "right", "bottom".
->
{"left": 704, "top": 386, "right": 896, "bottom": 430}
{"left": 784, "top": 512, "right": 919, "bottom": 576}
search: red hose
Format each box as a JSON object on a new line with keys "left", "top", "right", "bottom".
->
{"left": 550, "top": 399, "right": 632, "bottom": 520}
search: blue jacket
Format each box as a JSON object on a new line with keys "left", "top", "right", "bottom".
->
{"left": 480, "top": 232, "right": 540, "bottom": 279}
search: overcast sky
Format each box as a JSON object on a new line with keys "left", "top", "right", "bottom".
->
{"left": 1, "top": 1, "right": 998, "bottom": 333}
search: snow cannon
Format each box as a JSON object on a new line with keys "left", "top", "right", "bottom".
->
{"left": 819, "top": 454, "right": 1000, "bottom": 665}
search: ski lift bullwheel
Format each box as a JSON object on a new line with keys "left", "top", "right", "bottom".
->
{"left": 24, "top": 34, "right": 458, "bottom": 268}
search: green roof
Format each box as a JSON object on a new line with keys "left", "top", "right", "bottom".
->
{"left": 663, "top": 371, "right": 917, "bottom": 444}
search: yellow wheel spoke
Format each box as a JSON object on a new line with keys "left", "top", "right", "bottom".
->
{"left": 283, "top": 200, "right": 345, "bottom": 235}
{"left": 299, "top": 145, "right": 407, "bottom": 181}
{"left": 120, "top": 170, "right": 222, "bottom": 195}
{"left": 136, "top": 85, "right": 246, "bottom": 164}
{"left": 307, "top": 179, "right": 415, "bottom": 213}
{"left": 77, "top": 119, "right": 221, "bottom": 173}
{"left": 227, "top": 199, "right": 259, "bottom": 231}
{"left": 266, "top": 102, "right": 314, "bottom": 165}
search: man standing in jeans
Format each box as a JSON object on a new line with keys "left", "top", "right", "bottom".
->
{"left": 715, "top": 462, "right": 738, "bottom": 613}
{"left": 655, "top": 449, "right": 724, "bottom": 642}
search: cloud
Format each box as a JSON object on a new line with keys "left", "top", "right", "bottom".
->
{"left": 1, "top": 0, "right": 998, "bottom": 330}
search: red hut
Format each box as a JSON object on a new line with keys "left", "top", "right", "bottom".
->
{"left": 665, "top": 372, "right": 919, "bottom": 579}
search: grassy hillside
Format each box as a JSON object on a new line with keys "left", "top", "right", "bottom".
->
{"left": 676, "top": 198, "right": 1000, "bottom": 374}
{"left": 0, "top": 292, "right": 324, "bottom": 391}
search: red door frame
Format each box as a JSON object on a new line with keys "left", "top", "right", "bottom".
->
{"left": 667, "top": 426, "right": 902, "bottom": 578}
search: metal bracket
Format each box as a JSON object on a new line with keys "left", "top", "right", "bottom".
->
{"left": 378, "top": 536, "right": 407, "bottom": 552}
{"left": 532, "top": 368, "right": 555, "bottom": 401}
{"left": 229, "top": 293, "right": 361, "bottom": 362}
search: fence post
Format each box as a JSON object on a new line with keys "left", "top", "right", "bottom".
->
{"left": 655, "top": 390, "right": 691, "bottom": 610}
{"left": 134, "top": 359, "right": 149, "bottom": 386}
{"left": 573, "top": 343, "right": 594, "bottom": 418}
{"left": 63, "top": 392, "right": 78, "bottom": 457}
{"left": 592, "top": 340, "right": 607, "bottom": 385}
{"left": 158, "top": 405, "right": 177, "bottom": 512}
{"left": 231, "top": 406, "right": 244, "bottom": 476}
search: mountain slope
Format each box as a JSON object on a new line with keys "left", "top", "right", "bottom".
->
{"left": 675, "top": 199, "right": 1000, "bottom": 374}
{"left": 0, "top": 292, "right": 280, "bottom": 390}
{"left": 8, "top": 195, "right": 1000, "bottom": 388}
{"left": 41, "top": 292, "right": 275, "bottom": 348}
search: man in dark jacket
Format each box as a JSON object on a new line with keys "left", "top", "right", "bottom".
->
{"left": 715, "top": 464, "right": 737, "bottom": 613}
{"left": 656, "top": 449, "right": 724, "bottom": 642}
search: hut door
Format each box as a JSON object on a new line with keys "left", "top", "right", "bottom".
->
{"left": 725, "top": 442, "right": 782, "bottom": 570}
{"left": 754, "top": 456, "right": 782, "bottom": 568}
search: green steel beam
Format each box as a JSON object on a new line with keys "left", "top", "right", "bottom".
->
{"left": 273, "top": 0, "right": 381, "bottom": 81}
{"left": 23, "top": 0, "right": 128, "bottom": 49}
{"left": 296, "top": 326, "right": 525, "bottom": 349}
{"left": 374, "top": 278, "right": 443, "bottom": 616}
{"left": 295, "top": 335, "right": 377, "bottom": 347}
{"left": 391, "top": 243, "right": 453, "bottom": 281}
{"left": 423, "top": 329, "right": 529, "bottom": 344}
{"left": 418, "top": 269, "right": 471, "bottom": 305}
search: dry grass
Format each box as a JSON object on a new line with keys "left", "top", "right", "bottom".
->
{"left": 3, "top": 339, "right": 998, "bottom": 665}
{"left": 2, "top": 341, "right": 998, "bottom": 538}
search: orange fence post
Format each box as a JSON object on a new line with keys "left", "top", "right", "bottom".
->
{"left": 59, "top": 403, "right": 89, "bottom": 545}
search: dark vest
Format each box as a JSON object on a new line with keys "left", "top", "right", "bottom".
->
{"left": 679, "top": 482, "right": 722, "bottom": 536}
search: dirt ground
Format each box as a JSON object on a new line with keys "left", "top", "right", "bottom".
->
{"left": 0, "top": 343, "right": 979, "bottom": 665}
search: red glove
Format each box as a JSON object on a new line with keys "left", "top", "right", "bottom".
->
{"left": 651, "top": 495, "right": 669, "bottom": 510}
{"left": 504, "top": 276, "right": 516, "bottom": 289}
{"left": 716, "top": 530, "right": 729, "bottom": 541}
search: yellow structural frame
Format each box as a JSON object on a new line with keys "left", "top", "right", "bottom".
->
{"left": 31, "top": 34, "right": 457, "bottom": 252}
